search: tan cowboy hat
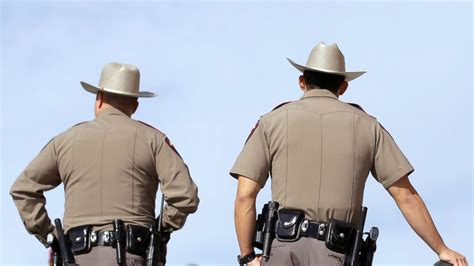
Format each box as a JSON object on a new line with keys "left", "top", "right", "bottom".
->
{"left": 81, "top": 62, "right": 156, "bottom": 98}
{"left": 288, "top": 42, "right": 366, "bottom": 81}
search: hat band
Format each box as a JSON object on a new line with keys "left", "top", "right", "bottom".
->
{"left": 99, "top": 87, "right": 140, "bottom": 97}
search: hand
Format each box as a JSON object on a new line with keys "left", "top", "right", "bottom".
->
{"left": 439, "top": 247, "right": 468, "bottom": 266}
{"left": 247, "top": 255, "right": 262, "bottom": 266}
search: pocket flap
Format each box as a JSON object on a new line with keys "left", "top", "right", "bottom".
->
{"left": 126, "top": 224, "right": 151, "bottom": 256}
{"left": 331, "top": 222, "right": 354, "bottom": 240}
{"left": 67, "top": 225, "right": 91, "bottom": 254}
{"left": 278, "top": 209, "right": 304, "bottom": 229}
{"left": 127, "top": 224, "right": 150, "bottom": 244}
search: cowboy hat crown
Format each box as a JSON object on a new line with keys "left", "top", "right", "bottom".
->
{"left": 288, "top": 42, "right": 365, "bottom": 81}
{"left": 81, "top": 62, "right": 156, "bottom": 98}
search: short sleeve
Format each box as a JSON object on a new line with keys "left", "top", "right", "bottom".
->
{"left": 371, "top": 123, "right": 414, "bottom": 188}
{"left": 230, "top": 120, "right": 271, "bottom": 187}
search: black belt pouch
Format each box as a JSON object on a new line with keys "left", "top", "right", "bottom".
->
{"left": 68, "top": 225, "right": 92, "bottom": 255}
{"left": 276, "top": 209, "right": 305, "bottom": 242}
{"left": 126, "top": 224, "right": 151, "bottom": 256}
{"left": 325, "top": 219, "right": 354, "bottom": 254}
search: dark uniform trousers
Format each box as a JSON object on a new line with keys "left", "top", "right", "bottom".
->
{"left": 262, "top": 238, "right": 345, "bottom": 266}
{"left": 75, "top": 247, "right": 142, "bottom": 266}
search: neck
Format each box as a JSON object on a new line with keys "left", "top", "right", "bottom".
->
{"left": 95, "top": 104, "right": 132, "bottom": 117}
{"left": 304, "top": 86, "right": 340, "bottom": 98}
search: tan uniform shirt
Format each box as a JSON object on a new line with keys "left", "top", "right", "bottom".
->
{"left": 231, "top": 89, "right": 413, "bottom": 224}
{"left": 11, "top": 107, "right": 199, "bottom": 245}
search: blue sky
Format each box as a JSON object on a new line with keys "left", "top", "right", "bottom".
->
{"left": 1, "top": 1, "right": 472, "bottom": 265}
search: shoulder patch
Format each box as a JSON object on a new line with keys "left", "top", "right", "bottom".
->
{"left": 245, "top": 120, "right": 260, "bottom": 144}
{"left": 137, "top": 121, "right": 164, "bottom": 135}
{"left": 347, "top": 103, "right": 376, "bottom": 119}
{"left": 164, "top": 137, "right": 182, "bottom": 158}
{"left": 272, "top": 101, "right": 292, "bottom": 111}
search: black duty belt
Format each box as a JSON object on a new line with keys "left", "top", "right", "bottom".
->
{"left": 299, "top": 220, "right": 328, "bottom": 241}
{"left": 68, "top": 224, "right": 151, "bottom": 256}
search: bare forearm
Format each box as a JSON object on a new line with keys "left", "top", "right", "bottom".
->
{"left": 234, "top": 196, "right": 256, "bottom": 256}
{"left": 395, "top": 192, "right": 446, "bottom": 254}
{"left": 388, "top": 176, "right": 468, "bottom": 265}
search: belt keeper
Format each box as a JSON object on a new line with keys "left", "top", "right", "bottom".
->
{"left": 103, "top": 231, "right": 111, "bottom": 244}
{"left": 301, "top": 220, "right": 309, "bottom": 233}
{"left": 317, "top": 223, "right": 326, "bottom": 240}
{"left": 90, "top": 231, "right": 97, "bottom": 244}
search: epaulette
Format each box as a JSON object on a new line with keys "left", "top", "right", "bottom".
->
{"left": 272, "top": 101, "right": 292, "bottom": 111}
{"left": 243, "top": 102, "right": 292, "bottom": 145}
{"left": 347, "top": 103, "right": 365, "bottom": 112}
{"left": 72, "top": 121, "right": 87, "bottom": 128}
{"left": 347, "top": 103, "right": 376, "bottom": 119}
{"left": 137, "top": 121, "right": 164, "bottom": 135}
{"left": 348, "top": 103, "right": 393, "bottom": 136}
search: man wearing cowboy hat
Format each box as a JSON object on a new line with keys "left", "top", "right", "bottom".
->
{"left": 231, "top": 42, "right": 467, "bottom": 265}
{"left": 10, "top": 62, "right": 199, "bottom": 265}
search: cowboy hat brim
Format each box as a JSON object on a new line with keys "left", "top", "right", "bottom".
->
{"left": 287, "top": 59, "right": 366, "bottom": 82}
{"left": 81, "top": 81, "right": 156, "bottom": 98}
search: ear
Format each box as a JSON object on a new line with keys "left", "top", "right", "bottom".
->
{"left": 95, "top": 91, "right": 104, "bottom": 117}
{"left": 131, "top": 101, "right": 139, "bottom": 115}
{"left": 338, "top": 81, "right": 348, "bottom": 96}
{"left": 298, "top": 75, "right": 306, "bottom": 91}
{"left": 96, "top": 91, "right": 104, "bottom": 108}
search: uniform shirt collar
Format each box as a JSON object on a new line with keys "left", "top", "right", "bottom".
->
{"left": 98, "top": 106, "right": 129, "bottom": 118}
{"left": 300, "top": 88, "right": 339, "bottom": 100}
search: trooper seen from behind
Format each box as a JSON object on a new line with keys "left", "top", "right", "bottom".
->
{"left": 231, "top": 42, "right": 467, "bottom": 266}
{"left": 10, "top": 62, "right": 199, "bottom": 265}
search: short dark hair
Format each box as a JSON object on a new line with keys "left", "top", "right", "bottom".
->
{"left": 103, "top": 91, "right": 138, "bottom": 105}
{"left": 100, "top": 91, "right": 138, "bottom": 114}
{"left": 303, "top": 70, "right": 345, "bottom": 93}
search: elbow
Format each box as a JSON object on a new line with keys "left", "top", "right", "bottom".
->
{"left": 175, "top": 182, "right": 200, "bottom": 215}
{"left": 182, "top": 186, "right": 200, "bottom": 215}
{"left": 179, "top": 194, "right": 200, "bottom": 215}
{"left": 235, "top": 192, "right": 256, "bottom": 207}
{"left": 393, "top": 188, "right": 419, "bottom": 207}
{"left": 388, "top": 175, "right": 419, "bottom": 206}
{"left": 189, "top": 194, "right": 200, "bottom": 214}
{"left": 190, "top": 184, "right": 200, "bottom": 213}
{"left": 234, "top": 175, "right": 261, "bottom": 207}
{"left": 10, "top": 179, "right": 20, "bottom": 198}
{"left": 396, "top": 192, "right": 413, "bottom": 206}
